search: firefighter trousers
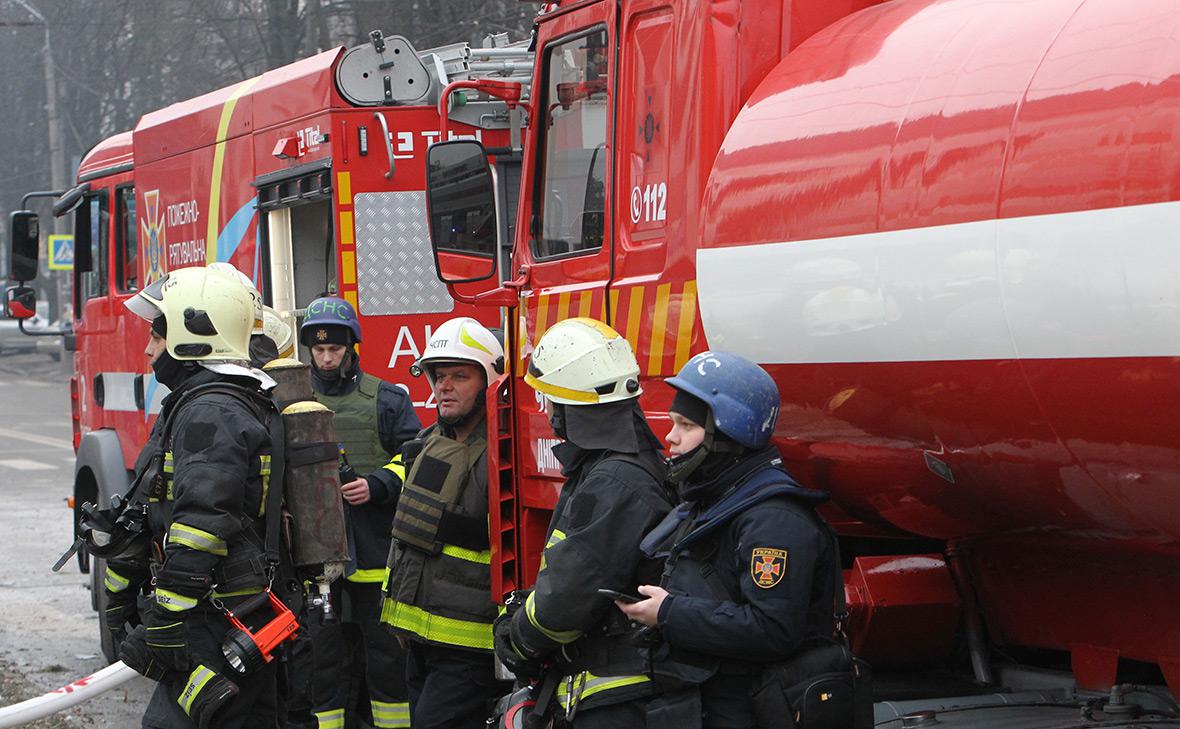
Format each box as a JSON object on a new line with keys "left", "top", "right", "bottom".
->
{"left": 288, "top": 580, "right": 409, "bottom": 729}
{"left": 405, "top": 640, "right": 507, "bottom": 729}
{"left": 140, "top": 610, "right": 279, "bottom": 729}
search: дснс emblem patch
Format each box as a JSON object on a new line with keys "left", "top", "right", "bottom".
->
{"left": 751, "top": 547, "right": 788, "bottom": 588}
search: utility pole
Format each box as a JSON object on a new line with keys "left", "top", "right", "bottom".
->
{"left": 7, "top": 0, "right": 67, "bottom": 321}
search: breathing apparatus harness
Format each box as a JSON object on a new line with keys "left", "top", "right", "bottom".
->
{"left": 58, "top": 381, "right": 300, "bottom": 674}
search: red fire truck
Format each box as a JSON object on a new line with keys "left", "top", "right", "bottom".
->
{"left": 421, "top": 0, "right": 1180, "bottom": 724}
{"left": 6, "top": 30, "right": 531, "bottom": 662}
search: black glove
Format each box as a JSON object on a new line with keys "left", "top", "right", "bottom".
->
{"left": 118, "top": 625, "right": 167, "bottom": 681}
{"left": 493, "top": 612, "right": 543, "bottom": 680}
{"left": 104, "top": 592, "right": 140, "bottom": 649}
{"left": 142, "top": 607, "right": 191, "bottom": 673}
{"left": 179, "top": 665, "right": 240, "bottom": 729}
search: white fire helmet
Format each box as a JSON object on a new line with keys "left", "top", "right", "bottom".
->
{"left": 525, "top": 317, "right": 641, "bottom": 406}
{"left": 261, "top": 306, "right": 295, "bottom": 359}
{"left": 125, "top": 266, "right": 254, "bottom": 362}
{"left": 415, "top": 317, "right": 505, "bottom": 387}
{"left": 206, "top": 261, "right": 264, "bottom": 333}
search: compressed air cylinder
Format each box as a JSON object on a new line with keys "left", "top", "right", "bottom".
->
{"left": 281, "top": 399, "right": 350, "bottom": 572}
{"left": 262, "top": 359, "right": 349, "bottom": 576}
{"left": 262, "top": 357, "right": 315, "bottom": 412}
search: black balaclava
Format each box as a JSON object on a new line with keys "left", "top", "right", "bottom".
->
{"left": 554, "top": 399, "right": 662, "bottom": 455}
{"left": 666, "top": 389, "right": 750, "bottom": 501}
{"left": 150, "top": 314, "right": 198, "bottom": 390}
{"left": 310, "top": 346, "right": 359, "bottom": 393}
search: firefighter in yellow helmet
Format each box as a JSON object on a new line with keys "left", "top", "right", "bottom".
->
{"left": 380, "top": 317, "right": 510, "bottom": 729}
{"left": 494, "top": 318, "right": 672, "bottom": 727}
{"left": 111, "top": 265, "right": 287, "bottom": 728}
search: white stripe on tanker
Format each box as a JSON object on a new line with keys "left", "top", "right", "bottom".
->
{"left": 697, "top": 200, "right": 1180, "bottom": 363}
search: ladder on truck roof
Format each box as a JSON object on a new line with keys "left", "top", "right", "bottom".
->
{"left": 336, "top": 30, "right": 534, "bottom": 132}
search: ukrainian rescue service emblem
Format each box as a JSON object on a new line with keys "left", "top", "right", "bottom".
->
{"left": 316, "top": 328, "right": 328, "bottom": 342}
{"left": 751, "top": 547, "right": 788, "bottom": 589}
{"left": 141, "top": 189, "right": 167, "bottom": 286}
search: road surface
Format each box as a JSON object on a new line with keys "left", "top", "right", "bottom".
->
{"left": 0, "top": 352, "right": 151, "bottom": 727}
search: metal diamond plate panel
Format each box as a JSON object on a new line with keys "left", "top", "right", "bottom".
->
{"left": 354, "top": 192, "right": 455, "bottom": 316}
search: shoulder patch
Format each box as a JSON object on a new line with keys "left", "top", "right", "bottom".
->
{"left": 751, "top": 547, "right": 788, "bottom": 589}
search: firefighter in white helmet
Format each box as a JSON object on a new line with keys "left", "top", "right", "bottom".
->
{"left": 494, "top": 318, "right": 673, "bottom": 727}
{"left": 205, "top": 261, "right": 289, "bottom": 366}
{"left": 380, "top": 317, "right": 510, "bottom": 729}
{"left": 111, "top": 265, "right": 286, "bottom": 728}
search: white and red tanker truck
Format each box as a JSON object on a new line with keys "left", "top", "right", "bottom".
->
{"left": 420, "top": 0, "right": 1180, "bottom": 726}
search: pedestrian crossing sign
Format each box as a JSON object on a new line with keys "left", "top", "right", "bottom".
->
{"left": 48, "top": 235, "right": 73, "bottom": 271}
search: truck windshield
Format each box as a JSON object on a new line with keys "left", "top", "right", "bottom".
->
{"left": 532, "top": 28, "right": 609, "bottom": 260}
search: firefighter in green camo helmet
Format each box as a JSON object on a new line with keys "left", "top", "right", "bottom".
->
{"left": 380, "top": 316, "right": 509, "bottom": 729}
{"left": 283, "top": 295, "right": 421, "bottom": 729}
{"left": 113, "top": 265, "right": 286, "bottom": 728}
{"left": 494, "top": 317, "right": 673, "bottom": 728}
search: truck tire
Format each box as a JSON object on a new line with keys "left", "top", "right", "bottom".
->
{"left": 92, "top": 558, "right": 119, "bottom": 664}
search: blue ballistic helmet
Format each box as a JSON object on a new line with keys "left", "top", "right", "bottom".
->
{"left": 665, "top": 351, "right": 780, "bottom": 449}
{"left": 300, "top": 296, "right": 362, "bottom": 346}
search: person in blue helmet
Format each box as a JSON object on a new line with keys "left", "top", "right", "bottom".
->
{"left": 286, "top": 295, "right": 421, "bottom": 729}
{"left": 616, "top": 351, "right": 841, "bottom": 729}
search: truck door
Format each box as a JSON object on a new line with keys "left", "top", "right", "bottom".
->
{"left": 518, "top": 9, "right": 615, "bottom": 365}
{"left": 611, "top": 1, "right": 696, "bottom": 395}
{"left": 510, "top": 3, "right": 617, "bottom": 583}
{"left": 73, "top": 188, "right": 114, "bottom": 431}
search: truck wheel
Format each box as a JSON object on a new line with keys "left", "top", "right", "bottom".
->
{"left": 92, "top": 558, "right": 119, "bottom": 664}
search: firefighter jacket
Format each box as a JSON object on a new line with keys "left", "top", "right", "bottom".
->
{"left": 380, "top": 417, "right": 496, "bottom": 651}
{"left": 644, "top": 448, "right": 838, "bottom": 721}
{"left": 508, "top": 439, "right": 671, "bottom": 716}
{"left": 105, "top": 368, "right": 274, "bottom": 616}
{"left": 313, "top": 369, "right": 420, "bottom": 583}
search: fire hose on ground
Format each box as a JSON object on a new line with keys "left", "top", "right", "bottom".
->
{"left": 0, "top": 661, "right": 139, "bottom": 728}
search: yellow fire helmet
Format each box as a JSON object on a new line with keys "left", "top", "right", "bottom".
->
{"left": 525, "top": 317, "right": 641, "bottom": 406}
{"left": 125, "top": 265, "right": 254, "bottom": 362}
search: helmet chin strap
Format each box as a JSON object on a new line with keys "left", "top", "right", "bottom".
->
{"left": 666, "top": 413, "right": 744, "bottom": 484}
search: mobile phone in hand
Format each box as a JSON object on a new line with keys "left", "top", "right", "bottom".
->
{"left": 597, "top": 588, "right": 644, "bottom": 604}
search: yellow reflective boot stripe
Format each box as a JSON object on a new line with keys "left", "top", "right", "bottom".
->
{"left": 314, "top": 708, "right": 345, "bottom": 729}
{"left": 346, "top": 567, "right": 388, "bottom": 583}
{"left": 371, "top": 699, "right": 411, "bottom": 728}
{"left": 380, "top": 598, "right": 493, "bottom": 650}
{"left": 441, "top": 544, "right": 492, "bottom": 564}
{"left": 167, "top": 522, "right": 228, "bottom": 556}
{"left": 155, "top": 588, "right": 199, "bottom": 612}
{"left": 556, "top": 672, "right": 651, "bottom": 711}
{"left": 104, "top": 567, "right": 132, "bottom": 593}
{"left": 525, "top": 591, "right": 581, "bottom": 644}
{"left": 178, "top": 664, "right": 216, "bottom": 715}
{"left": 382, "top": 454, "right": 406, "bottom": 480}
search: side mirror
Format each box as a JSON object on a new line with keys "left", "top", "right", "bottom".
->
{"left": 5, "top": 285, "right": 37, "bottom": 320}
{"left": 426, "top": 140, "right": 499, "bottom": 284}
{"left": 53, "top": 183, "right": 90, "bottom": 218}
{"left": 9, "top": 211, "right": 40, "bottom": 282}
